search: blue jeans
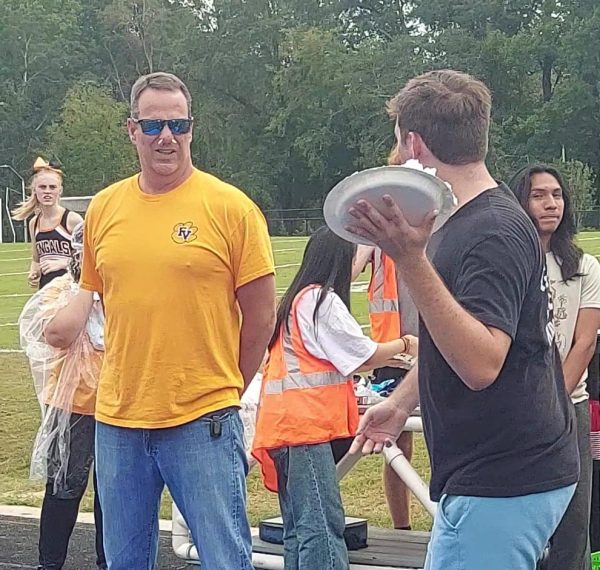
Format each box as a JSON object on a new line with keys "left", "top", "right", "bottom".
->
{"left": 95, "top": 408, "right": 253, "bottom": 570}
{"left": 270, "top": 443, "right": 349, "bottom": 570}
{"left": 425, "top": 484, "right": 577, "bottom": 570}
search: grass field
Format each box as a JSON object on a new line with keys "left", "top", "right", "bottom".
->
{"left": 3, "top": 233, "right": 600, "bottom": 530}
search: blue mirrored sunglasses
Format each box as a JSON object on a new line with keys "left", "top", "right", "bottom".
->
{"left": 132, "top": 118, "right": 193, "bottom": 136}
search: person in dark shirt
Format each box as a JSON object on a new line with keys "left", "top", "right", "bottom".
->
{"left": 348, "top": 70, "right": 579, "bottom": 570}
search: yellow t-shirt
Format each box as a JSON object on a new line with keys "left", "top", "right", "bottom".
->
{"left": 81, "top": 168, "right": 275, "bottom": 428}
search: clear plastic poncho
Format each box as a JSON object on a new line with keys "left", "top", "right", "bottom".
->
{"left": 240, "top": 373, "right": 261, "bottom": 468}
{"left": 18, "top": 223, "right": 104, "bottom": 493}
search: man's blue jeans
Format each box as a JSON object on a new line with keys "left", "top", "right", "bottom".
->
{"left": 270, "top": 443, "right": 349, "bottom": 570}
{"left": 95, "top": 407, "right": 253, "bottom": 570}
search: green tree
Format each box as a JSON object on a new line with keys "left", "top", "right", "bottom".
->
{"left": 553, "top": 159, "right": 597, "bottom": 228}
{"left": 0, "top": 0, "right": 90, "bottom": 171}
{"left": 45, "top": 82, "right": 138, "bottom": 195}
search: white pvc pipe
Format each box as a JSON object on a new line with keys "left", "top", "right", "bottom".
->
{"left": 171, "top": 503, "right": 199, "bottom": 560}
{"left": 253, "top": 554, "right": 415, "bottom": 570}
{"left": 404, "top": 416, "right": 423, "bottom": 432}
{"left": 253, "top": 552, "right": 414, "bottom": 570}
{"left": 336, "top": 450, "right": 363, "bottom": 481}
{"left": 252, "top": 552, "right": 284, "bottom": 569}
{"left": 383, "top": 443, "right": 437, "bottom": 518}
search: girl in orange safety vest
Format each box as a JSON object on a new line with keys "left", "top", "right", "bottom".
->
{"left": 252, "top": 226, "right": 418, "bottom": 570}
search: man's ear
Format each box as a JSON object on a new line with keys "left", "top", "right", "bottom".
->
{"left": 409, "top": 132, "right": 428, "bottom": 161}
{"left": 126, "top": 118, "right": 137, "bottom": 144}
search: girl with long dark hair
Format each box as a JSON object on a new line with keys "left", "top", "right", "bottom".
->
{"left": 510, "top": 164, "right": 600, "bottom": 570}
{"left": 253, "top": 226, "right": 416, "bottom": 569}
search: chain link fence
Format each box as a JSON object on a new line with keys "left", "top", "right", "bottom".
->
{"left": 265, "top": 208, "right": 325, "bottom": 236}
{"left": 266, "top": 209, "right": 600, "bottom": 236}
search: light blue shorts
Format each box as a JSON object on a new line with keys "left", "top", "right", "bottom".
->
{"left": 425, "top": 483, "right": 576, "bottom": 570}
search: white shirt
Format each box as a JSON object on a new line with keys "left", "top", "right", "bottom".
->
{"left": 547, "top": 252, "right": 600, "bottom": 403}
{"left": 295, "top": 287, "right": 378, "bottom": 377}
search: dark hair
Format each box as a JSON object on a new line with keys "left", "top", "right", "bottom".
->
{"left": 387, "top": 69, "right": 492, "bottom": 165}
{"left": 269, "top": 226, "right": 356, "bottom": 350}
{"left": 509, "top": 164, "right": 583, "bottom": 282}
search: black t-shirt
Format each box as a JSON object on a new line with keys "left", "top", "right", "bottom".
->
{"left": 420, "top": 184, "right": 579, "bottom": 501}
{"left": 34, "top": 209, "right": 73, "bottom": 289}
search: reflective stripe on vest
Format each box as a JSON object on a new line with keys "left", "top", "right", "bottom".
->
{"left": 368, "top": 249, "right": 400, "bottom": 341}
{"left": 262, "top": 322, "right": 349, "bottom": 394}
{"left": 264, "top": 370, "right": 348, "bottom": 394}
{"left": 368, "top": 298, "right": 399, "bottom": 313}
{"left": 369, "top": 248, "right": 387, "bottom": 302}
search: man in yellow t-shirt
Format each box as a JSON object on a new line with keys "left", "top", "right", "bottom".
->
{"left": 59, "top": 72, "right": 276, "bottom": 570}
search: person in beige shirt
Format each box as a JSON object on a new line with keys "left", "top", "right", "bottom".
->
{"left": 511, "top": 163, "right": 600, "bottom": 570}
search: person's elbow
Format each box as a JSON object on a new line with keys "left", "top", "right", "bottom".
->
{"left": 353, "top": 361, "right": 372, "bottom": 375}
{"left": 238, "top": 275, "right": 277, "bottom": 338}
{"left": 459, "top": 328, "right": 512, "bottom": 391}
{"left": 263, "top": 302, "right": 277, "bottom": 338}
{"left": 579, "top": 335, "right": 597, "bottom": 360}
{"left": 256, "top": 290, "right": 277, "bottom": 336}
{"left": 354, "top": 350, "right": 382, "bottom": 374}
{"left": 463, "top": 372, "right": 498, "bottom": 391}
{"left": 565, "top": 335, "right": 597, "bottom": 372}
{"left": 44, "top": 323, "right": 76, "bottom": 349}
{"left": 461, "top": 356, "right": 505, "bottom": 391}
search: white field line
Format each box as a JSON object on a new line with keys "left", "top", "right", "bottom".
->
{"left": 275, "top": 285, "right": 369, "bottom": 295}
{"left": 275, "top": 263, "right": 301, "bottom": 269}
{"left": 0, "top": 348, "right": 23, "bottom": 353}
{"left": 270, "top": 238, "right": 309, "bottom": 243}
{"left": 578, "top": 236, "right": 600, "bottom": 241}
{"left": 275, "top": 281, "right": 368, "bottom": 290}
{"left": 0, "top": 271, "right": 27, "bottom": 277}
{"left": 0, "top": 293, "right": 30, "bottom": 298}
{"left": 0, "top": 322, "right": 18, "bottom": 327}
{"left": 0, "top": 257, "right": 30, "bottom": 262}
{"left": 0, "top": 248, "right": 29, "bottom": 254}
{"left": 0, "top": 504, "right": 172, "bottom": 531}
{"left": 273, "top": 248, "right": 303, "bottom": 254}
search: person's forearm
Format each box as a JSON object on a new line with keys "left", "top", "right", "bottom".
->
{"left": 239, "top": 320, "right": 273, "bottom": 391}
{"left": 562, "top": 340, "right": 596, "bottom": 396}
{"left": 355, "top": 339, "right": 407, "bottom": 372}
{"left": 397, "top": 254, "right": 506, "bottom": 390}
{"left": 351, "top": 245, "right": 374, "bottom": 281}
{"left": 388, "top": 363, "right": 420, "bottom": 413}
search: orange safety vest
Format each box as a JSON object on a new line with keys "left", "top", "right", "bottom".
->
{"left": 252, "top": 285, "right": 359, "bottom": 492}
{"left": 368, "top": 249, "right": 401, "bottom": 342}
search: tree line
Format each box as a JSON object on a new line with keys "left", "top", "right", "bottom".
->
{"left": 1, "top": 0, "right": 599, "bottom": 213}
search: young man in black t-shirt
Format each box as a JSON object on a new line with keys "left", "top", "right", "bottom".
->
{"left": 348, "top": 70, "right": 579, "bottom": 570}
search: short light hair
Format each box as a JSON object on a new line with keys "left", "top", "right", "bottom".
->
{"left": 130, "top": 72, "right": 192, "bottom": 118}
{"left": 387, "top": 69, "right": 492, "bottom": 165}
